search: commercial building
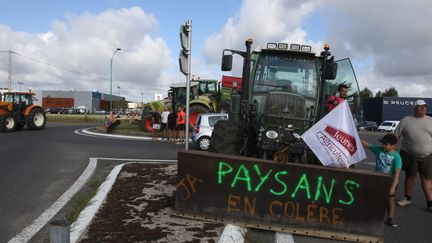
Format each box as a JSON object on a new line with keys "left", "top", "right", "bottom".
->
{"left": 33, "top": 90, "right": 125, "bottom": 112}
{"left": 362, "top": 97, "right": 432, "bottom": 124}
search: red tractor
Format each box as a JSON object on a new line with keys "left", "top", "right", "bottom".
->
{"left": 0, "top": 91, "right": 47, "bottom": 132}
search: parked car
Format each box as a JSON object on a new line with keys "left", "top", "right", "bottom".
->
{"left": 378, "top": 120, "right": 400, "bottom": 133}
{"left": 192, "top": 113, "right": 229, "bottom": 151}
{"left": 357, "top": 121, "right": 378, "bottom": 131}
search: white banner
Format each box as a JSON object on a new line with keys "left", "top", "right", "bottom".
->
{"left": 301, "top": 100, "right": 366, "bottom": 168}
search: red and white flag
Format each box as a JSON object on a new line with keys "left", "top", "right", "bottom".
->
{"left": 301, "top": 100, "right": 366, "bottom": 168}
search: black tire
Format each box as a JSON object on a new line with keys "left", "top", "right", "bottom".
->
{"left": 189, "top": 105, "right": 211, "bottom": 128}
{"left": 209, "top": 120, "right": 244, "bottom": 155}
{"left": 141, "top": 112, "right": 156, "bottom": 132}
{"left": 15, "top": 123, "right": 25, "bottom": 130}
{"left": 0, "top": 115, "right": 16, "bottom": 132}
{"left": 27, "top": 108, "right": 47, "bottom": 130}
{"left": 198, "top": 136, "right": 211, "bottom": 151}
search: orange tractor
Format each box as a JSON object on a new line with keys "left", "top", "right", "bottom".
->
{"left": 0, "top": 91, "right": 47, "bottom": 132}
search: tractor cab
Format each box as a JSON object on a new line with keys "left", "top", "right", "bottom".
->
{"left": 2, "top": 92, "right": 34, "bottom": 111}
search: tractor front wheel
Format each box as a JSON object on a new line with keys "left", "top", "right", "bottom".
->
{"left": 27, "top": 108, "right": 47, "bottom": 130}
{"left": 0, "top": 115, "right": 17, "bottom": 132}
{"left": 209, "top": 120, "right": 244, "bottom": 155}
{"left": 189, "top": 105, "right": 211, "bottom": 128}
{"left": 141, "top": 113, "right": 155, "bottom": 132}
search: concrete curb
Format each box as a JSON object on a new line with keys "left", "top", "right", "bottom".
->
{"left": 70, "top": 162, "right": 126, "bottom": 242}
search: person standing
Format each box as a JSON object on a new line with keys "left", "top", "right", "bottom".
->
{"left": 161, "top": 106, "right": 170, "bottom": 140}
{"left": 167, "top": 107, "right": 177, "bottom": 142}
{"left": 151, "top": 111, "right": 161, "bottom": 141}
{"left": 326, "top": 83, "right": 348, "bottom": 112}
{"left": 177, "top": 106, "right": 186, "bottom": 144}
{"left": 395, "top": 100, "right": 432, "bottom": 212}
{"left": 361, "top": 134, "right": 402, "bottom": 227}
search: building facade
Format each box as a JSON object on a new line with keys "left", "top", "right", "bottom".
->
{"left": 34, "top": 90, "right": 125, "bottom": 112}
{"left": 362, "top": 97, "right": 432, "bottom": 124}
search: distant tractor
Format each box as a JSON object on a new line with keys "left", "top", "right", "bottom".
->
{"left": 0, "top": 92, "right": 47, "bottom": 132}
{"left": 141, "top": 79, "right": 222, "bottom": 132}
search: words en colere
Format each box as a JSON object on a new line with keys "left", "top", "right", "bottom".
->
{"left": 218, "top": 161, "right": 361, "bottom": 225}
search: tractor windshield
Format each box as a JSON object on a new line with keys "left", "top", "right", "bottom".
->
{"left": 252, "top": 53, "right": 318, "bottom": 99}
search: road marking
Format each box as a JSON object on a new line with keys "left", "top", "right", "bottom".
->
{"left": 276, "top": 232, "right": 295, "bottom": 243}
{"left": 8, "top": 158, "right": 97, "bottom": 243}
{"left": 74, "top": 128, "right": 152, "bottom": 141}
{"left": 218, "top": 224, "right": 247, "bottom": 243}
{"left": 70, "top": 162, "right": 125, "bottom": 242}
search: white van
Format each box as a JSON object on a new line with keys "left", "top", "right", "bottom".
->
{"left": 378, "top": 120, "right": 400, "bottom": 133}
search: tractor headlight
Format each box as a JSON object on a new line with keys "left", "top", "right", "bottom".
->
{"left": 290, "top": 44, "right": 301, "bottom": 51}
{"left": 265, "top": 130, "right": 278, "bottom": 139}
{"left": 278, "top": 43, "right": 289, "bottom": 50}
{"left": 267, "top": 43, "right": 277, "bottom": 49}
{"left": 301, "top": 45, "right": 312, "bottom": 52}
{"left": 293, "top": 133, "right": 301, "bottom": 140}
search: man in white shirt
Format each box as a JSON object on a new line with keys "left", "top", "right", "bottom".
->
{"left": 395, "top": 100, "right": 432, "bottom": 212}
{"left": 161, "top": 106, "right": 170, "bottom": 140}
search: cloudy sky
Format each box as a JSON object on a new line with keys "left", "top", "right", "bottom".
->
{"left": 0, "top": 0, "right": 431, "bottom": 102}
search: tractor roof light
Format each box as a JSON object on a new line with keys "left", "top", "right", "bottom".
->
{"left": 267, "top": 43, "right": 277, "bottom": 49}
{"left": 324, "top": 44, "right": 330, "bottom": 51}
{"left": 278, "top": 43, "right": 289, "bottom": 50}
{"left": 301, "top": 45, "right": 312, "bottom": 52}
{"left": 290, "top": 44, "right": 301, "bottom": 51}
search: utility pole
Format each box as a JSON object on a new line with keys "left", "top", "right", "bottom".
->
{"left": 8, "top": 50, "right": 12, "bottom": 92}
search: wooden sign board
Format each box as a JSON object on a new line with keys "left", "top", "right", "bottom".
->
{"left": 175, "top": 150, "right": 391, "bottom": 242}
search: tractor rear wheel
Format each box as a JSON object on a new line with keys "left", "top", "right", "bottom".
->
{"left": 141, "top": 112, "right": 155, "bottom": 132}
{"left": 189, "top": 105, "right": 211, "bottom": 127}
{"left": 0, "top": 115, "right": 16, "bottom": 132}
{"left": 209, "top": 120, "right": 244, "bottom": 155}
{"left": 27, "top": 108, "right": 47, "bottom": 130}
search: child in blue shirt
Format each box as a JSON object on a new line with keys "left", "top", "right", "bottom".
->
{"left": 361, "top": 134, "right": 402, "bottom": 227}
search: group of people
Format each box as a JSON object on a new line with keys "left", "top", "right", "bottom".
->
{"left": 151, "top": 105, "right": 186, "bottom": 143}
{"left": 327, "top": 84, "right": 432, "bottom": 228}
{"left": 361, "top": 100, "right": 432, "bottom": 228}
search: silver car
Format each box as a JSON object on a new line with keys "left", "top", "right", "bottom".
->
{"left": 192, "top": 113, "right": 229, "bottom": 150}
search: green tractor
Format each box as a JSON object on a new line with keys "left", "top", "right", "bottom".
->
{"left": 209, "top": 39, "right": 361, "bottom": 163}
{"left": 141, "top": 79, "right": 220, "bottom": 132}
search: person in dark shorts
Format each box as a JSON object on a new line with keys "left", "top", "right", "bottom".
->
{"left": 176, "top": 106, "right": 186, "bottom": 144}
{"left": 167, "top": 108, "right": 177, "bottom": 142}
{"left": 395, "top": 100, "right": 432, "bottom": 212}
{"left": 161, "top": 106, "right": 170, "bottom": 140}
{"left": 362, "top": 134, "right": 402, "bottom": 227}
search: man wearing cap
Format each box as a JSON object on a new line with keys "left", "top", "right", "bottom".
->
{"left": 395, "top": 100, "right": 432, "bottom": 212}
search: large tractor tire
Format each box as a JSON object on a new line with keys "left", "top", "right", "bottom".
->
{"left": 189, "top": 105, "right": 211, "bottom": 127}
{"left": 141, "top": 112, "right": 155, "bottom": 132}
{"left": 27, "top": 108, "right": 47, "bottom": 130}
{"left": 0, "top": 115, "right": 16, "bottom": 132}
{"left": 209, "top": 120, "right": 244, "bottom": 155}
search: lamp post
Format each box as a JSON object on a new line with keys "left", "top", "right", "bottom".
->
{"left": 109, "top": 48, "right": 121, "bottom": 122}
{"left": 18, "top": 81, "right": 23, "bottom": 92}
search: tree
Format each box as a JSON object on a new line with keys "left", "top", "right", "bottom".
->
{"left": 375, "top": 90, "right": 382, "bottom": 98}
{"left": 382, "top": 87, "right": 399, "bottom": 97}
{"left": 360, "top": 87, "right": 373, "bottom": 100}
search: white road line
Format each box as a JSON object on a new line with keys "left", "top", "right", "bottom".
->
{"left": 8, "top": 158, "right": 97, "bottom": 243}
{"left": 70, "top": 162, "right": 125, "bottom": 243}
{"left": 75, "top": 128, "right": 152, "bottom": 141}
{"left": 276, "top": 232, "right": 295, "bottom": 243}
{"left": 218, "top": 224, "right": 247, "bottom": 243}
{"left": 95, "top": 157, "right": 177, "bottom": 162}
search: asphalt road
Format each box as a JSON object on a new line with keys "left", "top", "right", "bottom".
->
{"left": 1, "top": 125, "right": 431, "bottom": 243}
{"left": 0, "top": 123, "right": 182, "bottom": 242}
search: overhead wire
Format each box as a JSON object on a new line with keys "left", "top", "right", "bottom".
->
{"left": 1, "top": 50, "right": 110, "bottom": 81}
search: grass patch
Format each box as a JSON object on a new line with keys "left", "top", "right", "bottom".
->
{"left": 63, "top": 175, "right": 106, "bottom": 224}
{"left": 47, "top": 114, "right": 106, "bottom": 124}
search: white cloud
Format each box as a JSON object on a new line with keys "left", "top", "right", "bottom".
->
{"left": 0, "top": 7, "right": 171, "bottom": 102}
{"left": 322, "top": 0, "right": 432, "bottom": 97}
{"left": 202, "top": 0, "right": 321, "bottom": 69}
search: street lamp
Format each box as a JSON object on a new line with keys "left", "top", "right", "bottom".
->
{"left": 109, "top": 48, "right": 121, "bottom": 122}
{"left": 18, "top": 81, "right": 23, "bottom": 92}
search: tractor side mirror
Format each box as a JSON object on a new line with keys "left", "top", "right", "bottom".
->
{"left": 221, "top": 54, "right": 233, "bottom": 71}
{"left": 325, "top": 56, "right": 338, "bottom": 80}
